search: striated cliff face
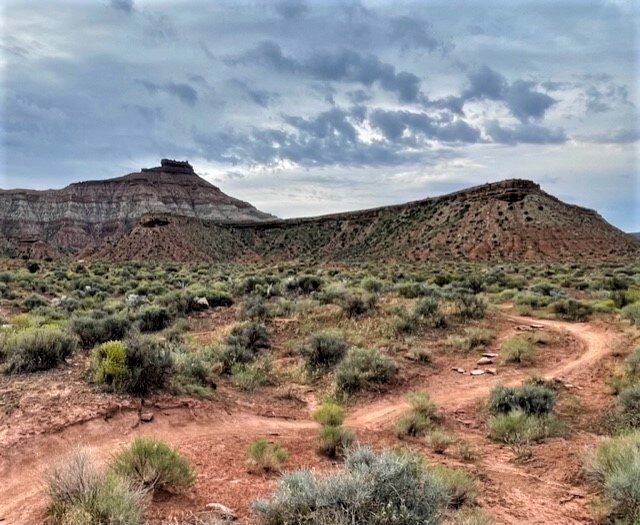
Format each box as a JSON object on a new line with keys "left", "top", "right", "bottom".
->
{"left": 90, "top": 178, "right": 640, "bottom": 263}
{"left": 0, "top": 159, "right": 273, "bottom": 256}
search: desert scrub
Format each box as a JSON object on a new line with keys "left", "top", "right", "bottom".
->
{"left": 312, "top": 401, "right": 345, "bottom": 426}
{"left": 212, "top": 322, "right": 270, "bottom": 372}
{"left": 338, "top": 290, "right": 378, "bottom": 318}
{"left": 247, "top": 439, "right": 288, "bottom": 472}
{"left": 252, "top": 446, "right": 447, "bottom": 524}
{"left": 427, "top": 430, "right": 457, "bottom": 454}
{"left": 122, "top": 335, "right": 173, "bottom": 395}
{"left": 622, "top": 303, "right": 640, "bottom": 326}
{"left": 70, "top": 314, "right": 131, "bottom": 349}
{"left": 394, "top": 390, "right": 440, "bottom": 437}
{"left": 136, "top": 306, "right": 172, "bottom": 332}
{"left": 582, "top": 431, "right": 640, "bottom": 523}
{"left": 170, "top": 348, "right": 215, "bottom": 397}
{"left": 427, "top": 464, "right": 478, "bottom": 508}
{"left": 47, "top": 448, "right": 145, "bottom": 525}
{"left": 4, "top": 326, "right": 77, "bottom": 374}
{"left": 231, "top": 357, "right": 274, "bottom": 392}
{"left": 111, "top": 437, "right": 194, "bottom": 493}
{"left": 446, "top": 327, "right": 493, "bottom": 354}
{"left": 90, "top": 340, "right": 129, "bottom": 391}
{"left": 488, "top": 383, "right": 556, "bottom": 416}
{"left": 238, "top": 296, "right": 272, "bottom": 321}
{"left": 335, "top": 347, "right": 397, "bottom": 395}
{"left": 488, "top": 409, "right": 563, "bottom": 445}
{"left": 316, "top": 424, "right": 356, "bottom": 458}
{"left": 551, "top": 299, "right": 593, "bottom": 321}
{"left": 500, "top": 336, "right": 536, "bottom": 365}
{"left": 451, "top": 293, "right": 487, "bottom": 322}
{"left": 299, "top": 331, "right": 348, "bottom": 373}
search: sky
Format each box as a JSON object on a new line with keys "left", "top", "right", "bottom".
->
{"left": 1, "top": 0, "right": 639, "bottom": 231}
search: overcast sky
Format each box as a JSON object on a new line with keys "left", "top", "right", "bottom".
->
{"left": 2, "top": 0, "right": 639, "bottom": 230}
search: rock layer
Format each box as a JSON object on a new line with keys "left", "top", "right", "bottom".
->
{"left": 0, "top": 159, "right": 273, "bottom": 256}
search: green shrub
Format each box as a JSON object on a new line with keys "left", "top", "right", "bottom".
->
{"left": 488, "top": 383, "right": 556, "bottom": 416}
{"left": 122, "top": 335, "right": 172, "bottom": 395}
{"left": 22, "top": 294, "right": 48, "bottom": 311}
{"left": 414, "top": 297, "right": 448, "bottom": 328}
{"left": 552, "top": 299, "right": 593, "bottom": 321}
{"left": 247, "top": 439, "right": 288, "bottom": 472}
{"left": 231, "top": 358, "right": 273, "bottom": 392}
{"left": 224, "top": 322, "right": 269, "bottom": 354}
{"left": 4, "top": 327, "right": 77, "bottom": 374}
{"left": 583, "top": 432, "right": 640, "bottom": 523}
{"left": 446, "top": 328, "right": 493, "bottom": 353}
{"left": 335, "top": 347, "right": 397, "bottom": 395}
{"left": 488, "top": 410, "right": 563, "bottom": 445}
{"left": 300, "top": 331, "right": 348, "bottom": 373}
{"left": 452, "top": 294, "right": 487, "bottom": 321}
{"left": 111, "top": 437, "right": 194, "bottom": 493}
{"left": 170, "top": 349, "right": 214, "bottom": 397}
{"left": 47, "top": 448, "right": 145, "bottom": 525}
{"left": 427, "top": 464, "right": 477, "bottom": 508}
{"left": 394, "top": 390, "right": 439, "bottom": 437}
{"left": 427, "top": 430, "right": 456, "bottom": 454}
{"left": 253, "top": 446, "right": 447, "bottom": 524}
{"left": 312, "top": 402, "right": 345, "bottom": 426}
{"left": 338, "top": 291, "right": 377, "bottom": 318}
{"left": 361, "top": 277, "right": 384, "bottom": 294}
{"left": 622, "top": 303, "right": 640, "bottom": 326}
{"left": 500, "top": 336, "right": 536, "bottom": 365}
{"left": 316, "top": 425, "right": 355, "bottom": 458}
{"left": 239, "top": 296, "right": 272, "bottom": 321}
{"left": 90, "top": 341, "right": 129, "bottom": 391}
{"left": 70, "top": 315, "right": 131, "bottom": 349}
{"left": 283, "top": 274, "right": 322, "bottom": 295}
{"left": 136, "top": 306, "right": 171, "bottom": 332}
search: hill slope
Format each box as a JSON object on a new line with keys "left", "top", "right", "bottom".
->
{"left": 90, "top": 179, "right": 640, "bottom": 262}
{"left": 0, "top": 159, "right": 273, "bottom": 258}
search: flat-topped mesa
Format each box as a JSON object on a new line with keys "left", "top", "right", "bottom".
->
{"left": 142, "top": 159, "right": 195, "bottom": 175}
{"left": 456, "top": 179, "right": 542, "bottom": 203}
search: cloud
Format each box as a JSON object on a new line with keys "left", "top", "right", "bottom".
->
{"left": 136, "top": 80, "right": 198, "bottom": 106}
{"left": 229, "top": 79, "right": 280, "bottom": 107}
{"left": 228, "top": 41, "right": 422, "bottom": 102}
{"left": 462, "top": 66, "right": 556, "bottom": 122}
{"left": 485, "top": 121, "right": 566, "bottom": 145}
{"left": 109, "top": 0, "right": 134, "bottom": 13}
{"left": 274, "top": 0, "right": 308, "bottom": 19}
{"left": 389, "top": 16, "right": 443, "bottom": 52}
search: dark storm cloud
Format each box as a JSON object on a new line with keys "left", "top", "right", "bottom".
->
{"left": 229, "top": 79, "right": 280, "bottom": 108}
{"left": 136, "top": 80, "right": 198, "bottom": 106}
{"left": 228, "top": 41, "right": 422, "bottom": 102}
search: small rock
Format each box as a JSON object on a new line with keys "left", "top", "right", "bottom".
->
{"left": 486, "top": 367, "right": 498, "bottom": 375}
{"left": 125, "top": 293, "right": 146, "bottom": 307}
{"left": 470, "top": 369, "right": 485, "bottom": 376}
{"left": 452, "top": 367, "right": 465, "bottom": 374}
{"left": 140, "top": 412, "right": 154, "bottom": 423}
{"left": 482, "top": 352, "right": 498, "bottom": 358}
{"left": 206, "top": 503, "right": 237, "bottom": 521}
{"left": 194, "top": 296, "right": 210, "bottom": 309}
{"left": 477, "top": 357, "right": 493, "bottom": 365}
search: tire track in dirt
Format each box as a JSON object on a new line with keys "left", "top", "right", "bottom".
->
{"left": 0, "top": 315, "right": 612, "bottom": 525}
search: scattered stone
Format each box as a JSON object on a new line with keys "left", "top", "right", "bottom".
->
{"left": 206, "top": 503, "right": 238, "bottom": 521}
{"left": 486, "top": 367, "right": 498, "bottom": 375}
{"left": 51, "top": 295, "right": 67, "bottom": 307}
{"left": 140, "top": 412, "right": 154, "bottom": 423}
{"left": 530, "top": 323, "right": 545, "bottom": 329}
{"left": 125, "top": 293, "right": 146, "bottom": 307}
{"left": 194, "top": 296, "right": 210, "bottom": 308}
{"left": 452, "top": 367, "right": 465, "bottom": 374}
{"left": 482, "top": 352, "right": 498, "bottom": 358}
{"left": 470, "top": 369, "right": 485, "bottom": 376}
{"left": 477, "top": 357, "right": 493, "bottom": 365}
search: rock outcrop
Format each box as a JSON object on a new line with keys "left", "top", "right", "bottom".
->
{"left": 0, "top": 159, "right": 273, "bottom": 257}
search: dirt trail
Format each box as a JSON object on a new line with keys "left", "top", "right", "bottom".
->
{"left": 0, "top": 315, "right": 612, "bottom": 524}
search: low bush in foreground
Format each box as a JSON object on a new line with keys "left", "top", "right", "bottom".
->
{"left": 582, "top": 431, "right": 640, "bottom": 523}
{"left": 488, "top": 409, "right": 563, "bottom": 445}
{"left": 488, "top": 383, "right": 556, "bottom": 416}
{"left": 70, "top": 314, "right": 131, "bottom": 349}
{"left": 394, "top": 390, "right": 440, "bottom": 438}
{"left": 500, "top": 336, "right": 536, "bottom": 366}
{"left": 252, "top": 446, "right": 447, "bottom": 524}
{"left": 47, "top": 448, "right": 145, "bottom": 525}
{"left": 427, "top": 464, "right": 477, "bottom": 508}
{"left": 300, "top": 331, "right": 348, "bottom": 373}
{"left": 4, "top": 327, "right": 77, "bottom": 374}
{"left": 110, "top": 437, "right": 195, "bottom": 494}
{"left": 312, "top": 402, "right": 345, "bottom": 426}
{"left": 247, "top": 439, "right": 288, "bottom": 472}
{"left": 335, "top": 347, "right": 397, "bottom": 395}
{"left": 316, "top": 424, "right": 355, "bottom": 458}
